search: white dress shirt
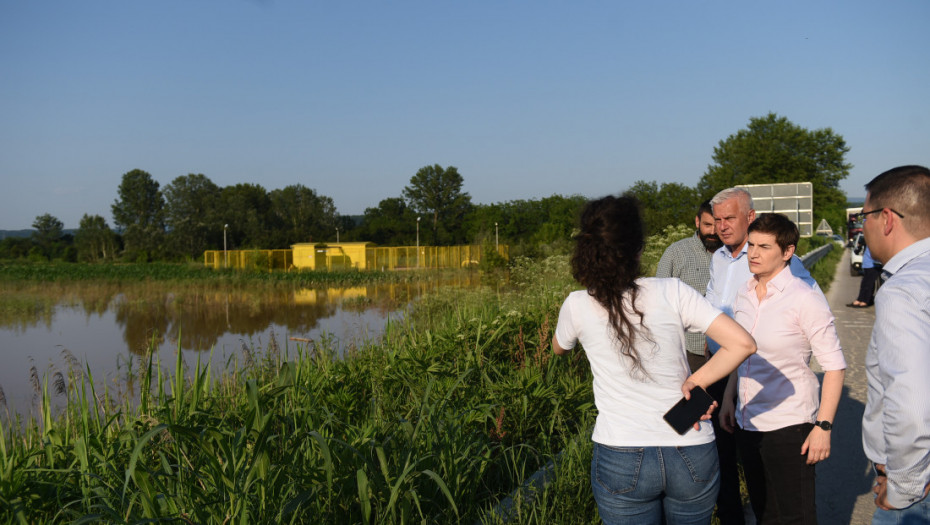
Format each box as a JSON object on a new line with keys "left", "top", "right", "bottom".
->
{"left": 862, "top": 236, "right": 930, "bottom": 509}
{"left": 732, "top": 265, "right": 846, "bottom": 431}
{"left": 705, "top": 241, "right": 819, "bottom": 353}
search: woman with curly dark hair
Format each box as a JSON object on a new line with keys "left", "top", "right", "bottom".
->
{"left": 553, "top": 194, "right": 756, "bottom": 524}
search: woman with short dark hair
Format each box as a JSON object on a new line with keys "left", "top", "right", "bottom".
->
{"left": 720, "top": 213, "right": 846, "bottom": 524}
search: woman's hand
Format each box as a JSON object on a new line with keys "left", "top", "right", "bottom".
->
{"left": 681, "top": 380, "right": 718, "bottom": 431}
{"left": 801, "top": 426, "right": 831, "bottom": 465}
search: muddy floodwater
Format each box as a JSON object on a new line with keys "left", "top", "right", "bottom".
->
{"left": 0, "top": 274, "right": 480, "bottom": 417}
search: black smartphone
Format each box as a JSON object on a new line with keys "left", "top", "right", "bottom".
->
{"left": 663, "top": 386, "right": 715, "bottom": 435}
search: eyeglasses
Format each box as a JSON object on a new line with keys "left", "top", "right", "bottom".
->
{"left": 853, "top": 208, "right": 905, "bottom": 222}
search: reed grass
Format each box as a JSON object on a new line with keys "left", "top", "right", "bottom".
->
{"left": 0, "top": 238, "right": 840, "bottom": 524}
{"left": 0, "top": 255, "right": 597, "bottom": 523}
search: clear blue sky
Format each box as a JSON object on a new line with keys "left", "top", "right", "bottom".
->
{"left": 1, "top": 1, "right": 927, "bottom": 229}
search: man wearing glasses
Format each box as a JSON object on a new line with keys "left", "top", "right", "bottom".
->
{"left": 860, "top": 165, "right": 930, "bottom": 523}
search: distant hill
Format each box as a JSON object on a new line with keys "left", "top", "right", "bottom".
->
{"left": 0, "top": 230, "right": 34, "bottom": 240}
{"left": 0, "top": 229, "right": 78, "bottom": 240}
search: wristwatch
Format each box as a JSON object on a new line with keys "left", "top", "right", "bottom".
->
{"left": 815, "top": 420, "right": 833, "bottom": 431}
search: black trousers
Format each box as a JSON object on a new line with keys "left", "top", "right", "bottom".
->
{"left": 856, "top": 265, "right": 882, "bottom": 305}
{"left": 736, "top": 423, "right": 817, "bottom": 525}
{"left": 707, "top": 375, "right": 746, "bottom": 524}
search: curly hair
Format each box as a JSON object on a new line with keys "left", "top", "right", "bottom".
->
{"left": 571, "top": 194, "right": 650, "bottom": 373}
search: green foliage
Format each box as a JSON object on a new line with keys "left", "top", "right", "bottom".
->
{"left": 624, "top": 181, "right": 700, "bottom": 236}
{"left": 111, "top": 169, "right": 166, "bottom": 260}
{"left": 479, "top": 243, "right": 508, "bottom": 271}
{"left": 0, "top": 226, "right": 843, "bottom": 523}
{"left": 243, "top": 250, "right": 271, "bottom": 272}
{"left": 697, "top": 113, "right": 852, "bottom": 234}
{"left": 0, "top": 237, "right": 33, "bottom": 260}
{"left": 465, "top": 195, "right": 586, "bottom": 258}
{"left": 358, "top": 197, "right": 419, "bottom": 245}
{"left": 163, "top": 173, "right": 222, "bottom": 259}
{"left": 0, "top": 256, "right": 591, "bottom": 523}
{"left": 403, "top": 165, "right": 473, "bottom": 245}
{"left": 640, "top": 224, "right": 694, "bottom": 277}
{"left": 797, "top": 235, "right": 843, "bottom": 292}
{"left": 268, "top": 183, "right": 340, "bottom": 246}
{"left": 31, "top": 213, "right": 63, "bottom": 253}
{"left": 74, "top": 214, "right": 118, "bottom": 263}
{"left": 217, "top": 183, "right": 276, "bottom": 250}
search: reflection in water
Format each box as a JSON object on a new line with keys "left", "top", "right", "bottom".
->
{"left": 0, "top": 274, "right": 480, "bottom": 417}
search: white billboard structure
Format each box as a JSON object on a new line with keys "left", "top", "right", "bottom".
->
{"left": 737, "top": 182, "right": 814, "bottom": 237}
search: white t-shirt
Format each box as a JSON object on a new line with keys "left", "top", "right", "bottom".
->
{"left": 555, "top": 277, "right": 723, "bottom": 446}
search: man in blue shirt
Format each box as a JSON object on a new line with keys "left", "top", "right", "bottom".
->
{"left": 860, "top": 165, "right": 930, "bottom": 522}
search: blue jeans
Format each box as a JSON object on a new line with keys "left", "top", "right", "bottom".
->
{"left": 872, "top": 495, "right": 930, "bottom": 524}
{"left": 590, "top": 441, "right": 720, "bottom": 525}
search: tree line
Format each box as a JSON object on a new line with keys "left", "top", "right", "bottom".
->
{"left": 1, "top": 113, "right": 852, "bottom": 264}
{"left": 1, "top": 165, "right": 588, "bottom": 263}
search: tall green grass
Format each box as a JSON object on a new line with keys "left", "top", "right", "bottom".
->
{"left": 0, "top": 255, "right": 598, "bottom": 523}
{"left": 0, "top": 237, "right": 841, "bottom": 524}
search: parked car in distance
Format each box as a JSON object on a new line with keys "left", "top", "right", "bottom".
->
{"left": 850, "top": 233, "right": 865, "bottom": 276}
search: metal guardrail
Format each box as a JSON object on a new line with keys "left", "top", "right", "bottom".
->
{"left": 478, "top": 452, "right": 563, "bottom": 524}
{"left": 799, "top": 242, "right": 834, "bottom": 269}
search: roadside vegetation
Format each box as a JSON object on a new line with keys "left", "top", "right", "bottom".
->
{"left": 0, "top": 254, "right": 589, "bottom": 523}
{"left": 0, "top": 224, "right": 843, "bottom": 523}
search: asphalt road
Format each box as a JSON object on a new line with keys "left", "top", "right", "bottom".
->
{"left": 813, "top": 246, "right": 877, "bottom": 524}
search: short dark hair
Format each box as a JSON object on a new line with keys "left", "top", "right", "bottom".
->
{"left": 697, "top": 199, "right": 713, "bottom": 219}
{"left": 866, "top": 165, "right": 930, "bottom": 238}
{"left": 748, "top": 213, "right": 799, "bottom": 253}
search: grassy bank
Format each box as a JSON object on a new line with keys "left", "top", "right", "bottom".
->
{"left": 798, "top": 236, "right": 844, "bottom": 292}
{"left": 0, "top": 255, "right": 597, "bottom": 523}
{"left": 0, "top": 234, "right": 842, "bottom": 523}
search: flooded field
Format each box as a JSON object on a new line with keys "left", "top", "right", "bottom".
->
{"left": 0, "top": 274, "right": 480, "bottom": 417}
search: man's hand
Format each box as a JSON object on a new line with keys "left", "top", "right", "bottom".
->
{"left": 872, "top": 464, "right": 930, "bottom": 511}
{"left": 873, "top": 465, "right": 896, "bottom": 511}
{"left": 718, "top": 397, "right": 736, "bottom": 433}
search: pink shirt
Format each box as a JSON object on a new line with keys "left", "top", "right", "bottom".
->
{"left": 732, "top": 265, "right": 846, "bottom": 432}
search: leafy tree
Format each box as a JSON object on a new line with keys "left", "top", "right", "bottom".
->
{"left": 403, "top": 164, "right": 473, "bottom": 244}
{"left": 31, "top": 213, "right": 64, "bottom": 259}
{"left": 464, "top": 194, "right": 586, "bottom": 257}
{"left": 697, "top": 113, "right": 851, "bottom": 232}
{"left": 164, "top": 173, "right": 221, "bottom": 259}
{"left": 337, "top": 215, "right": 361, "bottom": 242}
{"left": 532, "top": 194, "right": 588, "bottom": 246}
{"left": 625, "top": 181, "right": 700, "bottom": 236}
{"left": 111, "top": 169, "right": 166, "bottom": 261}
{"left": 359, "top": 197, "right": 419, "bottom": 245}
{"left": 268, "top": 184, "right": 339, "bottom": 246}
{"left": 75, "top": 213, "right": 118, "bottom": 262}
{"left": 0, "top": 237, "right": 33, "bottom": 260}
{"left": 218, "top": 183, "right": 275, "bottom": 249}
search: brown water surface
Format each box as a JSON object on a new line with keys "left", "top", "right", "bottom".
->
{"left": 0, "top": 274, "right": 479, "bottom": 417}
